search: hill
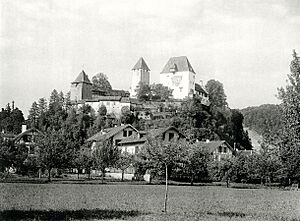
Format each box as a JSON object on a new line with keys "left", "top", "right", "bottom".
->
{"left": 240, "top": 104, "right": 284, "bottom": 140}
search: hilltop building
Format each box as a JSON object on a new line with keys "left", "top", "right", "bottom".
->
{"left": 130, "top": 57, "right": 150, "bottom": 97}
{"left": 69, "top": 56, "right": 209, "bottom": 117}
{"left": 70, "top": 70, "right": 93, "bottom": 101}
{"left": 160, "top": 56, "right": 196, "bottom": 99}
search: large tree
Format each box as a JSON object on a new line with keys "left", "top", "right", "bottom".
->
{"left": 277, "top": 50, "right": 300, "bottom": 184}
{"left": 92, "top": 73, "right": 113, "bottom": 92}
{"left": 206, "top": 79, "right": 228, "bottom": 108}
{"left": 37, "top": 129, "right": 70, "bottom": 181}
{"left": 92, "top": 140, "right": 119, "bottom": 183}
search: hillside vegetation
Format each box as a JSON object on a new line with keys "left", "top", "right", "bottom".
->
{"left": 241, "top": 104, "right": 284, "bottom": 139}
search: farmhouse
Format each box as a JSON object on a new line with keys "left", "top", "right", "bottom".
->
{"left": 13, "top": 125, "right": 44, "bottom": 155}
{"left": 196, "top": 140, "right": 235, "bottom": 161}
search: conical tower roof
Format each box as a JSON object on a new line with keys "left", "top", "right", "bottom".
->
{"left": 132, "top": 57, "right": 150, "bottom": 71}
{"left": 72, "top": 70, "right": 92, "bottom": 84}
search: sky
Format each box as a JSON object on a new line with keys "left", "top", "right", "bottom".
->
{"left": 1, "top": 0, "right": 300, "bottom": 117}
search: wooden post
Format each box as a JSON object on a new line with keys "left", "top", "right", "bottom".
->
{"left": 164, "top": 163, "right": 168, "bottom": 213}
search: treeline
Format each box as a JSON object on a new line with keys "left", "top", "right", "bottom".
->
{"left": 241, "top": 104, "right": 284, "bottom": 144}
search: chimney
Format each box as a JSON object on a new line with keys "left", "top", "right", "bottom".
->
{"left": 22, "top": 125, "right": 27, "bottom": 133}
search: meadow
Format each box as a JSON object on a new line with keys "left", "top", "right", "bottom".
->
{"left": 0, "top": 183, "right": 299, "bottom": 220}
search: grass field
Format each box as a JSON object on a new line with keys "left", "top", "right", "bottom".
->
{"left": 0, "top": 183, "right": 299, "bottom": 220}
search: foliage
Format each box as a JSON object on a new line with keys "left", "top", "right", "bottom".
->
{"left": 241, "top": 104, "right": 284, "bottom": 143}
{"left": 181, "top": 144, "right": 211, "bottom": 185}
{"left": 120, "top": 106, "right": 135, "bottom": 125}
{"left": 92, "top": 140, "right": 119, "bottom": 182}
{"left": 92, "top": 73, "right": 112, "bottom": 92}
{"left": 37, "top": 129, "right": 70, "bottom": 181}
{"left": 205, "top": 79, "right": 228, "bottom": 108}
{"left": 277, "top": 50, "right": 300, "bottom": 183}
{"left": 136, "top": 82, "right": 173, "bottom": 101}
{"left": 115, "top": 151, "right": 133, "bottom": 181}
{"left": 0, "top": 104, "right": 25, "bottom": 134}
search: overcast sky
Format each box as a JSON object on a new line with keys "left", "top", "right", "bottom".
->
{"left": 1, "top": 0, "right": 300, "bottom": 117}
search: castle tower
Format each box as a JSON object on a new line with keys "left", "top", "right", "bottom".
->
{"left": 160, "top": 56, "right": 196, "bottom": 99}
{"left": 70, "top": 70, "right": 92, "bottom": 101}
{"left": 130, "top": 57, "right": 150, "bottom": 97}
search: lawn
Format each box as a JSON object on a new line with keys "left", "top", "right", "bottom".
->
{"left": 0, "top": 183, "right": 299, "bottom": 220}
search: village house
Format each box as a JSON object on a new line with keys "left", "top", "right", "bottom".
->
{"left": 196, "top": 140, "right": 235, "bottom": 161}
{"left": 87, "top": 124, "right": 186, "bottom": 180}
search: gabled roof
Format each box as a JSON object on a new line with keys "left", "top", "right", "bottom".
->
{"left": 161, "top": 56, "right": 195, "bottom": 74}
{"left": 72, "top": 70, "right": 92, "bottom": 84}
{"left": 87, "top": 124, "right": 138, "bottom": 142}
{"left": 196, "top": 140, "right": 234, "bottom": 153}
{"left": 13, "top": 128, "right": 44, "bottom": 142}
{"left": 132, "top": 57, "right": 150, "bottom": 71}
{"left": 195, "top": 83, "right": 208, "bottom": 95}
{"left": 147, "top": 126, "right": 185, "bottom": 138}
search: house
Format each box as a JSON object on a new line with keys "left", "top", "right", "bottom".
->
{"left": 13, "top": 126, "right": 44, "bottom": 155}
{"left": 196, "top": 140, "right": 235, "bottom": 161}
{"left": 118, "top": 126, "right": 185, "bottom": 155}
{"left": 87, "top": 124, "right": 140, "bottom": 149}
{"left": 195, "top": 83, "right": 210, "bottom": 106}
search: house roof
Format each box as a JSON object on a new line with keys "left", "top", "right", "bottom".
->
{"left": 87, "top": 124, "right": 138, "bottom": 142}
{"left": 147, "top": 126, "right": 185, "bottom": 138}
{"left": 72, "top": 70, "right": 92, "bottom": 84}
{"left": 196, "top": 140, "right": 233, "bottom": 153}
{"left": 195, "top": 83, "right": 208, "bottom": 95}
{"left": 161, "top": 56, "right": 195, "bottom": 74}
{"left": 132, "top": 57, "right": 150, "bottom": 71}
{"left": 13, "top": 128, "right": 44, "bottom": 142}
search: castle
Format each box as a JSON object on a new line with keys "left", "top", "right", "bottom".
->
{"left": 70, "top": 56, "right": 209, "bottom": 117}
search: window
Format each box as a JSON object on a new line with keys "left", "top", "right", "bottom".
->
{"left": 123, "top": 131, "right": 127, "bottom": 137}
{"left": 224, "top": 147, "right": 227, "bottom": 153}
{"left": 169, "top": 133, "right": 174, "bottom": 141}
{"left": 218, "top": 146, "right": 222, "bottom": 153}
{"left": 128, "top": 131, "right": 133, "bottom": 136}
{"left": 179, "top": 87, "right": 183, "bottom": 92}
{"left": 135, "top": 146, "right": 139, "bottom": 154}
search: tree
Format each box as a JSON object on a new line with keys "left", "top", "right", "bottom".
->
{"left": 206, "top": 79, "right": 228, "bottom": 108}
{"left": 120, "top": 106, "right": 134, "bottom": 125}
{"left": 139, "top": 137, "right": 188, "bottom": 213}
{"left": 74, "top": 146, "right": 93, "bottom": 179}
{"left": 92, "top": 140, "right": 119, "bottom": 183}
{"left": 277, "top": 50, "right": 300, "bottom": 184}
{"left": 37, "top": 129, "right": 70, "bottom": 181}
{"left": 136, "top": 82, "right": 151, "bottom": 101}
{"left": 92, "top": 73, "right": 112, "bottom": 92}
{"left": 183, "top": 144, "right": 210, "bottom": 185}
{"left": 151, "top": 83, "right": 173, "bottom": 101}
{"left": 28, "top": 102, "right": 39, "bottom": 128}
{"left": 37, "top": 98, "right": 48, "bottom": 115}
{"left": 115, "top": 151, "right": 133, "bottom": 181}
